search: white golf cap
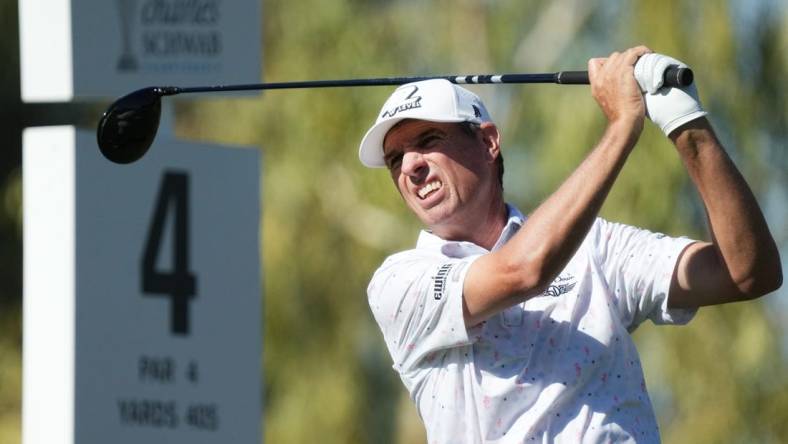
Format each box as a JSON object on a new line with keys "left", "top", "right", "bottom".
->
{"left": 358, "top": 78, "right": 493, "bottom": 168}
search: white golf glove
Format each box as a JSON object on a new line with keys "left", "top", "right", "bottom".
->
{"left": 634, "top": 53, "right": 707, "bottom": 136}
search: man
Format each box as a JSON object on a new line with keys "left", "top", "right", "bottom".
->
{"left": 358, "top": 46, "right": 782, "bottom": 443}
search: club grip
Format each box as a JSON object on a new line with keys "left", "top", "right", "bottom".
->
{"left": 556, "top": 66, "right": 694, "bottom": 87}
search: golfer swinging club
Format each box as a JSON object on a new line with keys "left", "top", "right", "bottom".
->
{"left": 358, "top": 46, "right": 782, "bottom": 443}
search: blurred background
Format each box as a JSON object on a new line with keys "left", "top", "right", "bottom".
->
{"left": 1, "top": 0, "right": 786, "bottom": 442}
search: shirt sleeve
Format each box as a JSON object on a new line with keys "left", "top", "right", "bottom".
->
{"left": 590, "top": 218, "right": 698, "bottom": 331}
{"left": 367, "top": 251, "right": 480, "bottom": 374}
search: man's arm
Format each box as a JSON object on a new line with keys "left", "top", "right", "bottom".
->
{"left": 668, "top": 118, "right": 782, "bottom": 308}
{"left": 463, "top": 46, "right": 651, "bottom": 326}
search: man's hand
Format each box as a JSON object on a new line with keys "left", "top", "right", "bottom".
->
{"left": 588, "top": 46, "right": 651, "bottom": 137}
{"left": 634, "top": 53, "right": 708, "bottom": 136}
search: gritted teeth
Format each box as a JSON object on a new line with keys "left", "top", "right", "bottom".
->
{"left": 417, "top": 180, "right": 442, "bottom": 199}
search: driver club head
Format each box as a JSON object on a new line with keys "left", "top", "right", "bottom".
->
{"left": 97, "top": 87, "right": 165, "bottom": 164}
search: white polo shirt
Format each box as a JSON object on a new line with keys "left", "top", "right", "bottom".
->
{"left": 367, "top": 206, "right": 696, "bottom": 443}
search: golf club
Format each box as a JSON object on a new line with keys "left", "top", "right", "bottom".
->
{"left": 97, "top": 67, "right": 693, "bottom": 164}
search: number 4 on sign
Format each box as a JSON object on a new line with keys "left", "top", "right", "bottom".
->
{"left": 141, "top": 171, "right": 198, "bottom": 335}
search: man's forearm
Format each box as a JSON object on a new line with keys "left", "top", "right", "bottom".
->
{"left": 511, "top": 120, "right": 640, "bottom": 286}
{"left": 464, "top": 120, "right": 640, "bottom": 325}
{"left": 671, "top": 118, "right": 782, "bottom": 297}
{"left": 463, "top": 46, "right": 654, "bottom": 325}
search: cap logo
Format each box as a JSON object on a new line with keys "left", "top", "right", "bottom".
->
{"left": 472, "top": 105, "right": 481, "bottom": 118}
{"left": 381, "top": 85, "right": 422, "bottom": 119}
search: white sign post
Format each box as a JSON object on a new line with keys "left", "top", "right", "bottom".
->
{"left": 19, "top": 0, "right": 262, "bottom": 101}
{"left": 23, "top": 127, "right": 262, "bottom": 444}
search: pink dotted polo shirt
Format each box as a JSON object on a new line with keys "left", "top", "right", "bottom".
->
{"left": 367, "top": 205, "right": 696, "bottom": 443}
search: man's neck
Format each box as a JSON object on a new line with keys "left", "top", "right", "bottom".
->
{"left": 430, "top": 197, "right": 508, "bottom": 251}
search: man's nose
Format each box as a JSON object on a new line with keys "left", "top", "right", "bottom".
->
{"left": 401, "top": 151, "right": 427, "bottom": 181}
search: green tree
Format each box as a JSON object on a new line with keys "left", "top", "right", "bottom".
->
{"left": 181, "top": 0, "right": 787, "bottom": 443}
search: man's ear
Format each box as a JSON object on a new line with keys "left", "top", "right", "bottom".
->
{"left": 479, "top": 122, "right": 501, "bottom": 163}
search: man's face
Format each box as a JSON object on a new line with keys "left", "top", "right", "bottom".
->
{"left": 382, "top": 120, "right": 500, "bottom": 235}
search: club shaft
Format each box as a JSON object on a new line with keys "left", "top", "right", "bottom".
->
{"left": 165, "top": 67, "right": 692, "bottom": 96}
{"left": 170, "top": 74, "right": 557, "bottom": 95}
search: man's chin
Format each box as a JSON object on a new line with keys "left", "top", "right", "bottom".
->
{"left": 414, "top": 205, "right": 455, "bottom": 229}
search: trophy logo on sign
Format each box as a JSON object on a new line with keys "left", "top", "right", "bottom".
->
{"left": 116, "top": 0, "right": 139, "bottom": 71}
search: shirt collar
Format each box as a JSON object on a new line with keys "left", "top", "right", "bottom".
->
{"left": 416, "top": 204, "right": 526, "bottom": 258}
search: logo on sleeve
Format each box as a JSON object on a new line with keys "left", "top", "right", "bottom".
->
{"left": 433, "top": 263, "right": 455, "bottom": 300}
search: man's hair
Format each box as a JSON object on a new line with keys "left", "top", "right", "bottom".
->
{"left": 459, "top": 122, "right": 504, "bottom": 188}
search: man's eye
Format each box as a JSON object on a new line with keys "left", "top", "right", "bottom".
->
{"left": 421, "top": 136, "right": 440, "bottom": 147}
{"left": 387, "top": 154, "right": 403, "bottom": 170}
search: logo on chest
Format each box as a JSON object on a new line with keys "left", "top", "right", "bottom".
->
{"left": 542, "top": 273, "right": 577, "bottom": 297}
